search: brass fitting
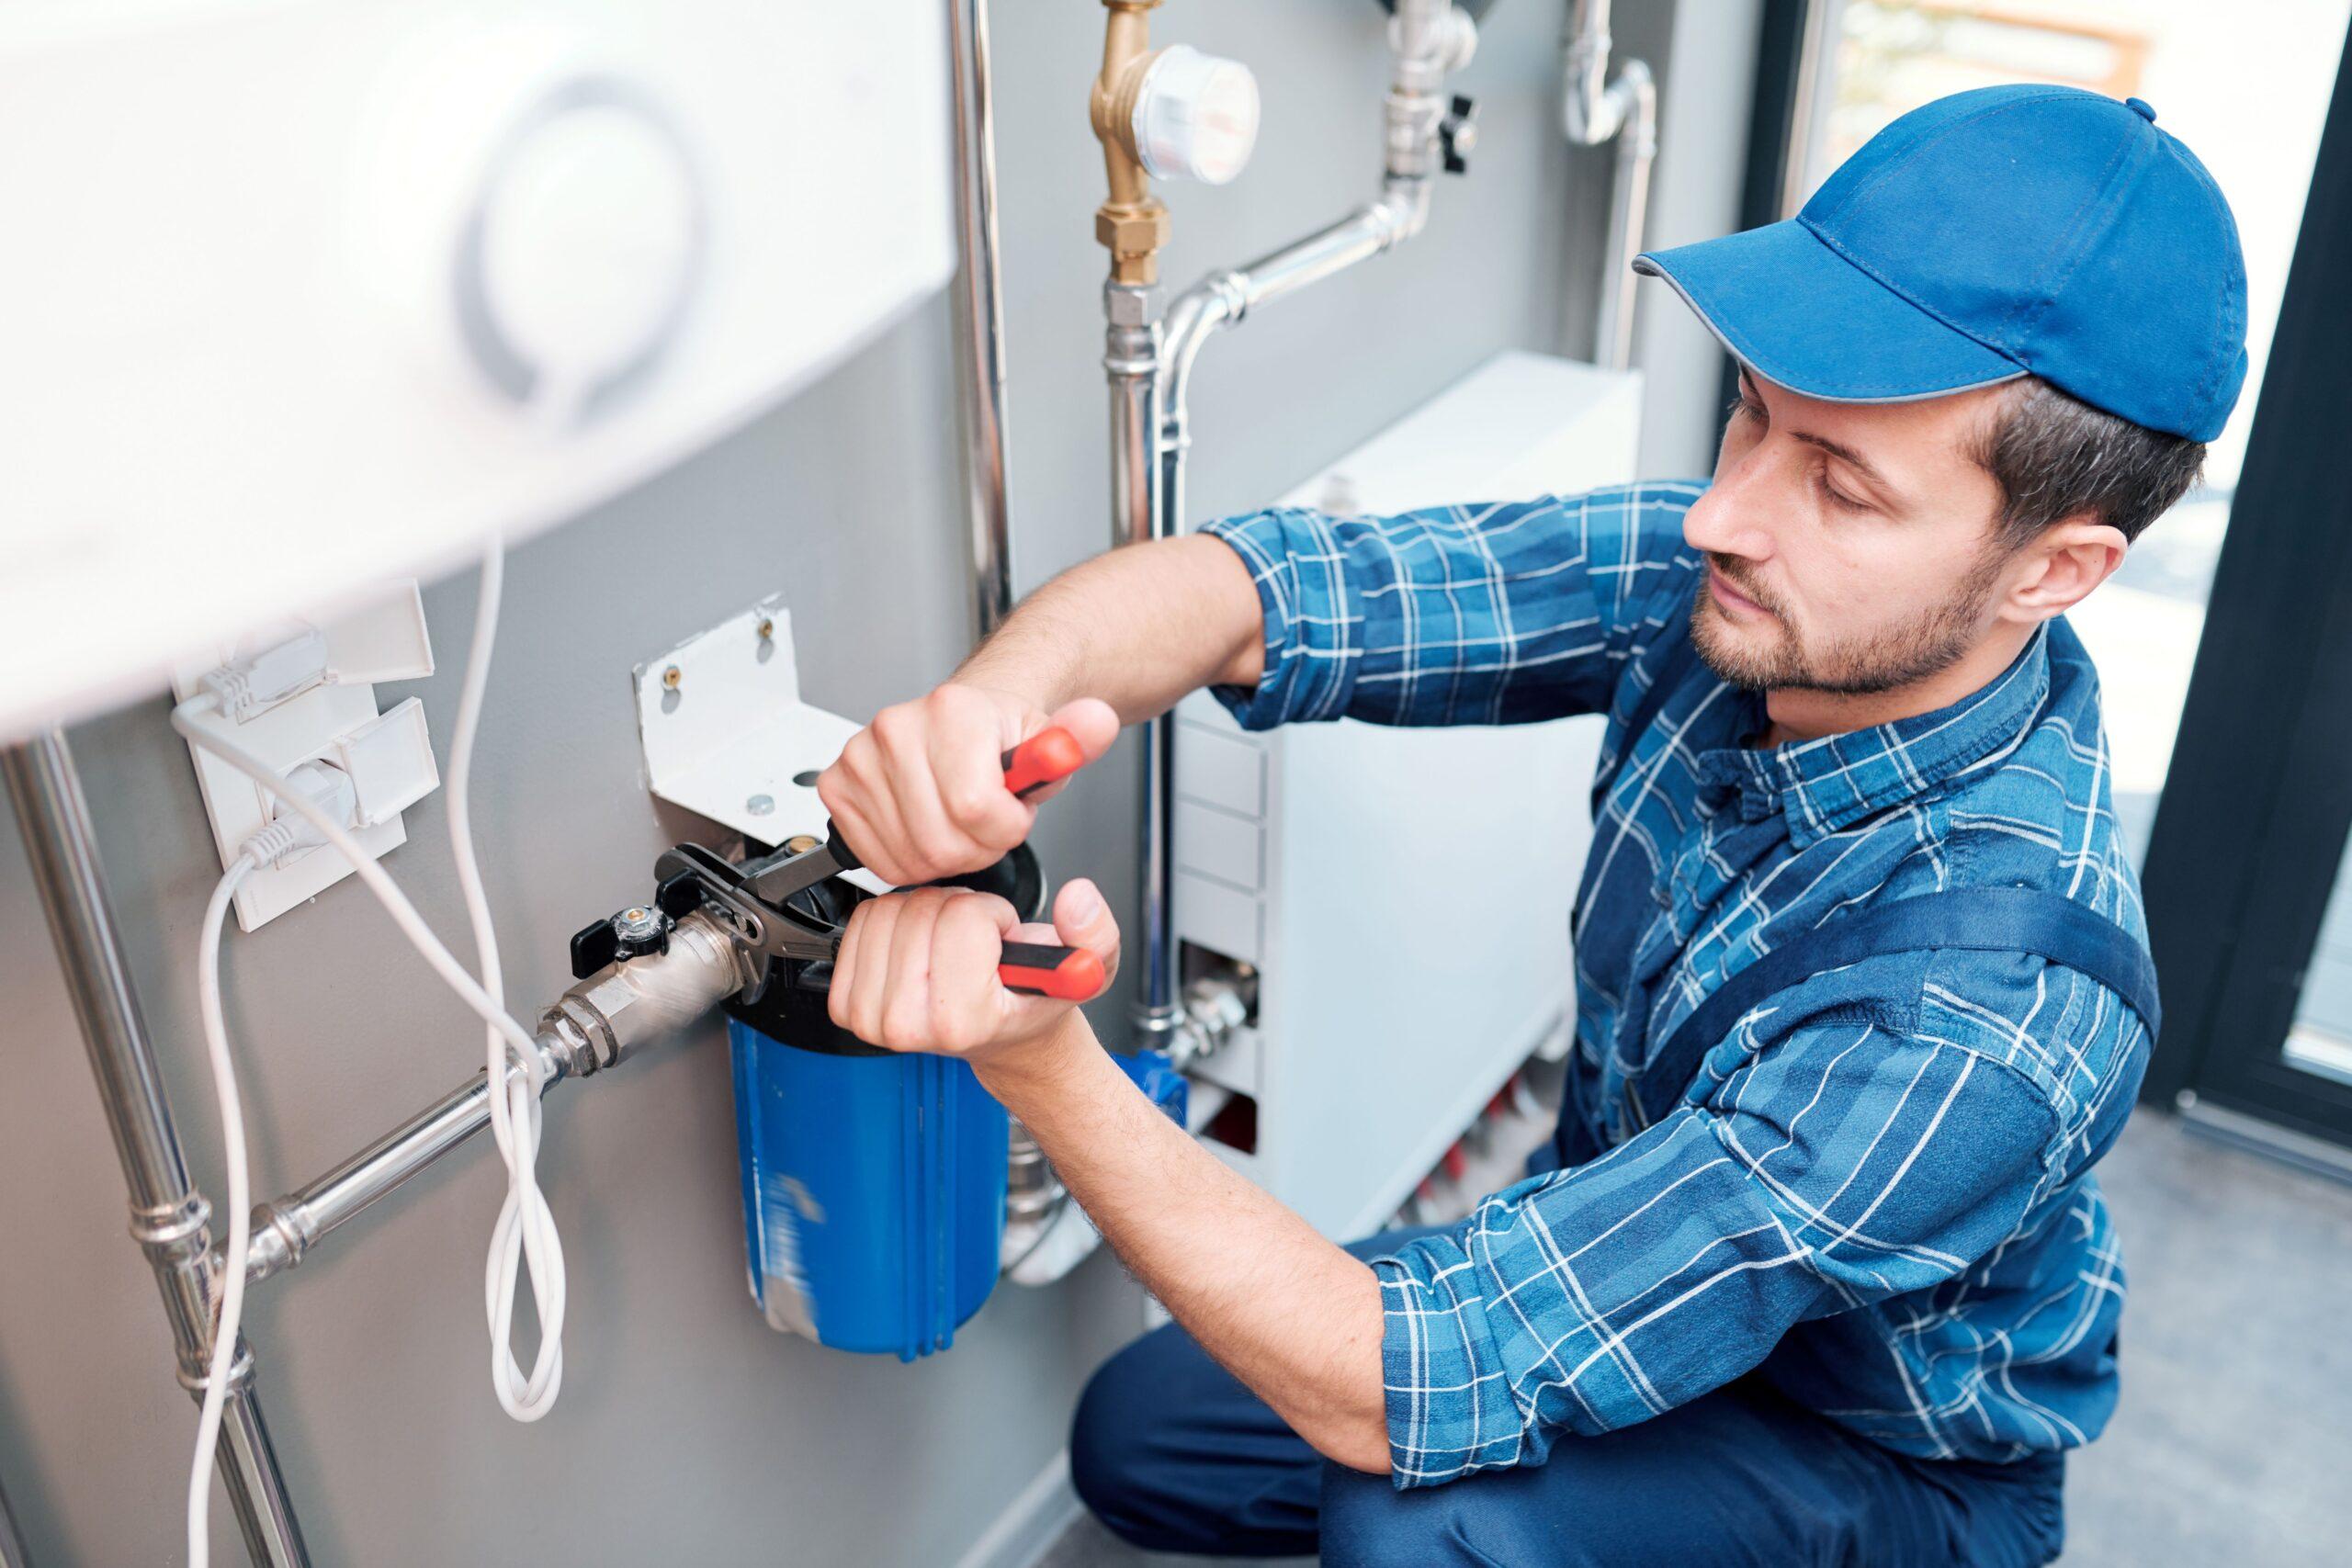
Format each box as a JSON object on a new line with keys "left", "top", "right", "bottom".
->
{"left": 1091, "top": 0, "right": 1169, "bottom": 286}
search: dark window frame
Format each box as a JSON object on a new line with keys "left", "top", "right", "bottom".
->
{"left": 2139, "top": 19, "right": 2352, "bottom": 1145}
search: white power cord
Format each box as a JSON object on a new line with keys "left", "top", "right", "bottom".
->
{"left": 187, "top": 852, "right": 254, "bottom": 1568}
{"left": 171, "top": 541, "right": 556, "bottom": 1495}
{"left": 446, "top": 536, "right": 566, "bottom": 1420}
{"left": 186, "top": 761, "right": 356, "bottom": 1568}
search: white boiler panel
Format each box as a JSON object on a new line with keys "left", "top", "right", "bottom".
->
{"left": 1172, "top": 353, "right": 1643, "bottom": 1241}
{"left": 0, "top": 1, "right": 956, "bottom": 739}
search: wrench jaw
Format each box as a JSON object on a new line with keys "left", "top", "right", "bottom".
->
{"left": 650, "top": 838, "right": 1051, "bottom": 1014}
{"left": 653, "top": 841, "right": 854, "bottom": 1006}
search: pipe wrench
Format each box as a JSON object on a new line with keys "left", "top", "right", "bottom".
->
{"left": 651, "top": 728, "right": 1104, "bottom": 1001}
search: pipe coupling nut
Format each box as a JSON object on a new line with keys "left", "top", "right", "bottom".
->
{"left": 1102, "top": 279, "right": 1164, "bottom": 327}
{"left": 1095, "top": 204, "right": 1171, "bottom": 263}
{"left": 542, "top": 979, "right": 634, "bottom": 1075}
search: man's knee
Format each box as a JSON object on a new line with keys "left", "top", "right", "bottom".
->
{"left": 1068, "top": 1337, "right": 1158, "bottom": 1542}
{"left": 1070, "top": 1322, "right": 1329, "bottom": 1557}
{"left": 1317, "top": 1453, "right": 1635, "bottom": 1568}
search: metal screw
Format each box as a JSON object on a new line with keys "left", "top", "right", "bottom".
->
{"left": 746, "top": 794, "right": 775, "bottom": 817}
{"left": 782, "top": 834, "right": 820, "bottom": 853}
{"left": 756, "top": 617, "right": 775, "bottom": 641}
{"left": 614, "top": 906, "right": 663, "bottom": 942}
{"left": 662, "top": 665, "right": 683, "bottom": 691}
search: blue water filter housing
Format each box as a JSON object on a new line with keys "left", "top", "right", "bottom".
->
{"left": 721, "top": 855, "right": 1035, "bottom": 1359}
{"left": 717, "top": 846, "right": 1188, "bottom": 1359}
{"left": 729, "top": 1016, "right": 1006, "bottom": 1359}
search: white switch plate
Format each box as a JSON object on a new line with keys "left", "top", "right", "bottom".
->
{"left": 172, "top": 583, "right": 438, "bottom": 931}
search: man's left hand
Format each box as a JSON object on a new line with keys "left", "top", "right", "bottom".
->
{"left": 825, "top": 878, "right": 1120, "bottom": 1066}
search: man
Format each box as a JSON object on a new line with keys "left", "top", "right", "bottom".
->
{"left": 815, "top": 85, "right": 2244, "bottom": 1565}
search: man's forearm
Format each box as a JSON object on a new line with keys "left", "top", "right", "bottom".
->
{"left": 977, "top": 1016, "right": 1391, "bottom": 1474}
{"left": 956, "top": 535, "right": 1265, "bottom": 725}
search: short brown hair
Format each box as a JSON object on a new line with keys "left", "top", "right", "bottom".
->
{"left": 1978, "top": 378, "right": 2207, "bottom": 549}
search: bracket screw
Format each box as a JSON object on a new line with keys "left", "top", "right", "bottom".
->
{"left": 662, "top": 665, "right": 683, "bottom": 691}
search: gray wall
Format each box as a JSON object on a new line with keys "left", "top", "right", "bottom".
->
{"left": 0, "top": 3, "right": 1755, "bottom": 1562}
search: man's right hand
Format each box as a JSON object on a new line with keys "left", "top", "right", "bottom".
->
{"left": 816, "top": 684, "right": 1120, "bottom": 887}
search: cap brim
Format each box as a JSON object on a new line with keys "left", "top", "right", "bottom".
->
{"left": 1634, "top": 220, "right": 2026, "bottom": 403}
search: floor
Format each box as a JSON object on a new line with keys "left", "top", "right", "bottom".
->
{"left": 1038, "top": 1110, "right": 2352, "bottom": 1567}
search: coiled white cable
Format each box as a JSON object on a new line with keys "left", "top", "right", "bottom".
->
{"left": 446, "top": 536, "right": 566, "bottom": 1420}
{"left": 170, "top": 546, "right": 554, "bottom": 1450}
{"left": 187, "top": 852, "right": 257, "bottom": 1568}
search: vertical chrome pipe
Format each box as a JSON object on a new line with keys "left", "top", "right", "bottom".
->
{"left": 950, "top": 0, "right": 1015, "bottom": 637}
{"left": 1562, "top": 0, "right": 1657, "bottom": 370}
{"left": 1594, "top": 60, "right": 1656, "bottom": 371}
{"left": 3, "top": 732, "right": 311, "bottom": 1568}
{"left": 1106, "top": 283, "right": 1181, "bottom": 1044}
{"left": 212, "top": 1400, "right": 305, "bottom": 1568}
{"left": 0, "top": 1468, "right": 28, "bottom": 1568}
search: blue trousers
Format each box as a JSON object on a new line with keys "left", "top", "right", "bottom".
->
{"left": 1070, "top": 1235, "right": 2065, "bottom": 1567}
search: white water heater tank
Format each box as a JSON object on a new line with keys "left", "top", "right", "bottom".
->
{"left": 0, "top": 1, "right": 956, "bottom": 739}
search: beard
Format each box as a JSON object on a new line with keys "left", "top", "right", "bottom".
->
{"left": 1689, "top": 549, "right": 2008, "bottom": 696}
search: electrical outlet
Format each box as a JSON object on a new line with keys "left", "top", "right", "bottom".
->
{"left": 172, "top": 582, "right": 437, "bottom": 931}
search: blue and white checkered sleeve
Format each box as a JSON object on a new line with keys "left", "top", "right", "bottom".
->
{"left": 1199, "top": 484, "right": 1702, "bottom": 731}
{"left": 1370, "top": 1021, "right": 2059, "bottom": 1487}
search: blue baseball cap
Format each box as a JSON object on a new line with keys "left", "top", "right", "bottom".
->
{"left": 1634, "top": 85, "right": 2247, "bottom": 442}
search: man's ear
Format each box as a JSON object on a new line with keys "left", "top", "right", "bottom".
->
{"left": 1998, "top": 513, "right": 2129, "bottom": 624}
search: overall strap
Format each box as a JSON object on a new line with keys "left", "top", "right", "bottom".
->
{"left": 1573, "top": 581, "right": 1707, "bottom": 943}
{"left": 1632, "top": 886, "right": 2163, "bottom": 1126}
{"left": 1596, "top": 581, "right": 1706, "bottom": 802}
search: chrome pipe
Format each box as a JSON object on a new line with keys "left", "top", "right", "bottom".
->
{"left": 237, "top": 1048, "right": 557, "bottom": 1285}
{"left": 1384, "top": 0, "right": 1470, "bottom": 180}
{"left": 950, "top": 0, "right": 1015, "bottom": 637}
{"left": 1231, "top": 196, "right": 1415, "bottom": 314}
{"left": 236, "top": 910, "right": 747, "bottom": 1285}
{"left": 1156, "top": 186, "right": 1424, "bottom": 533}
{"left": 1561, "top": 0, "right": 1624, "bottom": 143}
{"left": 1594, "top": 60, "right": 1656, "bottom": 370}
{"left": 214, "top": 1398, "right": 304, "bottom": 1568}
{"left": 1156, "top": 276, "right": 1243, "bottom": 547}
{"left": 3, "top": 732, "right": 311, "bottom": 1568}
{"left": 1130, "top": 707, "right": 1182, "bottom": 1043}
{"left": 0, "top": 1466, "right": 29, "bottom": 1568}
{"left": 1103, "top": 278, "right": 1181, "bottom": 1040}
{"left": 1561, "top": 0, "right": 1658, "bottom": 370}
{"left": 1106, "top": 286, "right": 1161, "bottom": 553}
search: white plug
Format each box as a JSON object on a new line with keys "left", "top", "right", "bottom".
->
{"left": 237, "top": 760, "right": 359, "bottom": 870}
{"left": 198, "top": 627, "right": 331, "bottom": 723}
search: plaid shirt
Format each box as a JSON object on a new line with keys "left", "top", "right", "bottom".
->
{"left": 1203, "top": 482, "right": 2152, "bottom": 1488}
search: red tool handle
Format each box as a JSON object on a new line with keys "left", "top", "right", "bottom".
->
{"left": 992, "top": 728, "right": 1098, "bottom": 997}
{"left": 999, "top": 941, "right": 1106, "bottom": 1001}
{"left": 1001, "top": 728, "right": 1087, "bottom": 799}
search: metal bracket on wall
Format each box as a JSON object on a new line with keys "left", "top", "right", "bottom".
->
{"left": 631, "top": 595, "right": 869, "bottom": 858}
